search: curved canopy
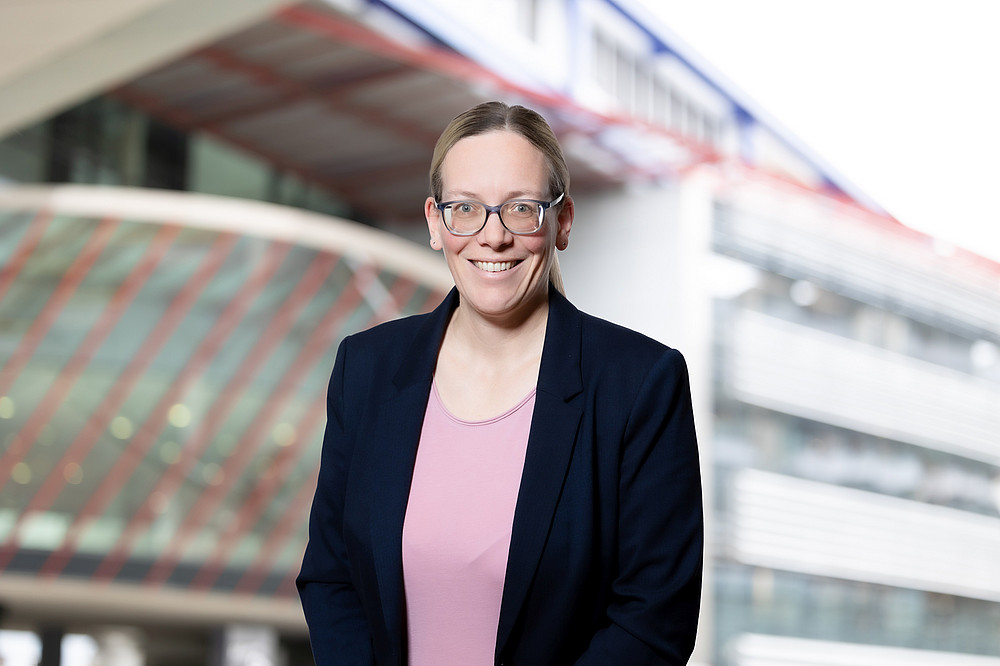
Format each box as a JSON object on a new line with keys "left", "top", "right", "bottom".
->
{"left": 0, "top": 185, "right": 450, "bottom": 625}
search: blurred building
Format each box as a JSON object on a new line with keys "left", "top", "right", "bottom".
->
{"left": 1, "top": 0, "right": 998, "bottom": 664}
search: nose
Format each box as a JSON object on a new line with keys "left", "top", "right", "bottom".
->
{"left": 478, "top": 210, "right": 512, "bottom": 248}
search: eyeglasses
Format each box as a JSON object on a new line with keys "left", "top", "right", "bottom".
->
{"left": 434, "top": 193, "right": 564, "bottom": 236}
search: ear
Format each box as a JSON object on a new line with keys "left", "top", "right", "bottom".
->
{"left": 425, "top": 197, "right": 443, "bottom": 250}
{"left": 555, "top": 195, "right": 574, "bottom": 251}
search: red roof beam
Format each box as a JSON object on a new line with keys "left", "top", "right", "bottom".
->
{"left": 192, "top": 45, "right": 442, "bottom": 148}
{"left": 0, "top": 218, "right": 118, "bottom": 404}
{"left": 187, "top": 53, "right": 414, "bottom": 130}
{"left": 141, "top": 264, "right": 381, "bottom": 587}
{"left": 92, "top": 250, "right": 339, "bottom": 582}
{"left": 0, "top": 209, "right": 53, "bottom": 305}
{"left": 37, "top": 240, "right": 291, "bottom": 579}
{"left": 0, "top": 232, "right": 240, "bottom": 574}
{"left": 1, "top": 223, "right": 180, "bottom": 512}
{"left": 0, "top": 219, "right": 119, "bottom": 493}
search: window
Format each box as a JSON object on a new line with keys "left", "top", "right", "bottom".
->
{"left": 588, "top": 24, "right": 720, "bottom": 146}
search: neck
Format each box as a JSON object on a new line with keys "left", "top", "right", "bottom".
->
{"left": 446, "top": 292, "right": 550, "bottom": 364}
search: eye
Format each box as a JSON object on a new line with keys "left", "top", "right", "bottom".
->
{"left": 506, "top": 202, "right": 537, "bottom": 216}
{"left": 452, "top": 202, "right": 481, "bottom": 216}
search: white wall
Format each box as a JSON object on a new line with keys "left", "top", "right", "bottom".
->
{"left": 560, "top": 178, "right": 711, "bottom": 347}
{"left": 560, "top": 173, "right": 717, "bottom": 663}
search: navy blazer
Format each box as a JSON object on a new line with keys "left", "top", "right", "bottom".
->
{"left": 298, "top": 286, "right": 703, "bottom": 665}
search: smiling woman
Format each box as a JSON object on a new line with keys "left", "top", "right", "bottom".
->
{"left": 297, "top": 101, "right": 704, "bottom": 666}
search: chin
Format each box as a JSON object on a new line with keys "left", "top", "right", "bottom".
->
{"left": 462, "top": 284, "right": 547, "bottom": 319}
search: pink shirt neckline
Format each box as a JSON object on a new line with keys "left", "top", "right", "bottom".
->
{"left": 431, "top": 378, "right": 537, "bottom": 426}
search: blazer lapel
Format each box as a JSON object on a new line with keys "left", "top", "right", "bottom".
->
{"left": 496, "top": 287, "right": 585, "bottom": 651}
{"left": 366, "top": 289, "right": 458, "bottom": 659}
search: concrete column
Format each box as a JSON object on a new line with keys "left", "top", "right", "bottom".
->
{"left": 211, "top": 624, "right": 279, "bottom": 666}
{"left": 92, "top": 627, "right": 145, "bottom": 666}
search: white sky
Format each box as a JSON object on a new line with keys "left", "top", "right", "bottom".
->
{"left": 639, "top": 0, "right": 1000, "bottom": 263}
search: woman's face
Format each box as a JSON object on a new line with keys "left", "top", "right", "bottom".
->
{"left": 425, "top": 130, "right": 573, "bottom": 324}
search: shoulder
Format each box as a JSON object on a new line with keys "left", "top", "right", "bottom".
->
{"left": 545, "top": 287, "right": 687, "bottom": 383}
{"left": 333, "top": 289, "right": 456, "bottom": 392}
{"left": 578, "top": 309, "right": 674, "bottom": 357}
{"left": 336, "top": 310, "right": 435, "bottom": 380}
{"left": 344, "top": 310, "right": 430, "bottom": 350}
{"left": 343, "top": 288, "right": 456, "bottom": 360}
{"left": 579, "top": 310, "right": 687, "bottom": 385}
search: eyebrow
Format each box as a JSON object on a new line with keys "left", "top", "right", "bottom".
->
{"left": 442, "top": 190, "right": 546, "bottom": 201}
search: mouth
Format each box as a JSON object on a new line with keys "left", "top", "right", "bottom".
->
{"left": 472, "top": 260, "right": 521, "bottom": 273}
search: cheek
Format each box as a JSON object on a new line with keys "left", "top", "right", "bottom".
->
{"left": 526, "top": 233, "right": 556, "bottom": 258}
{"left": 441, "top": 234, "right": 470, "bottom": 259}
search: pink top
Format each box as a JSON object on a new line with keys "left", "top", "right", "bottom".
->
{"left": 401, "top": 380, "right": 535, "bottom": 666}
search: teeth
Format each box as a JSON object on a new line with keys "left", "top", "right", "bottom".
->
{"left": 474, "top": 261, "right": 514, "bottom": 272}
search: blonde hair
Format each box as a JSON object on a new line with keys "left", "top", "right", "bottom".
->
{"left": 430, "top": 101, "right": 570, "bottom": 294}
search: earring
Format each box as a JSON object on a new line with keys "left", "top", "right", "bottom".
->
{"left": 430, "top": 239, "right": 438, "bottom": 249}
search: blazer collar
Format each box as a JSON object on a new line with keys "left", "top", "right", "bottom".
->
{"left": 535, "top": 283, "right": 585, "bottom": 402}
{"left": 392, "top": 287, "right": 459, "bottom": 392}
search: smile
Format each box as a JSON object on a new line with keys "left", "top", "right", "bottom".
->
{"left": 473, "top": 260, "right": 519, "bottom": 272}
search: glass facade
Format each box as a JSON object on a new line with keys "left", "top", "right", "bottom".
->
{"left": 725, "top": 268, "right": 1000, "bottom": 382}
{"left": 716, "top": 564, "right": 1000, "bottom": 658}
{"left": 710, "top": 186, "right": 1000, "bottom": 664}
{"left": 0, "top": 203, "right": 444, "bottom": 597}
{"left": 714, "top": 401, "right": 1000, "bottom": 517}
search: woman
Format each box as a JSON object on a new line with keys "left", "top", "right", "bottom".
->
{"left": 298, "top": 101, "right": 703, "bottom": 665}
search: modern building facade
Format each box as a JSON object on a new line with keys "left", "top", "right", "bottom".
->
{"left": 1, "top": 1, "right": 998, "bottom": 664}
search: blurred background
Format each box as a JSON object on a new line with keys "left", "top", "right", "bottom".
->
{"left": 0, "top": 0, "right": 997, "bottom": 664}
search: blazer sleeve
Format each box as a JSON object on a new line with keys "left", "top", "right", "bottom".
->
{"left": 297, "top": 340, "right": 376, "bottom": 665}
{"left": 576, "top": 348, "right": 704, "bottom": 665}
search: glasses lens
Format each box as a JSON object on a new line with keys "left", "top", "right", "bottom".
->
{"left": 500, "top": 201, "right": 542, "bottom": 233}
{"left": 444, "top": 201, "right": 485, "bottom": 234}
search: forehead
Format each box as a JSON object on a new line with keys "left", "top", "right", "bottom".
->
{"left": 439, "top": 130, "right": 549, "bottom": 196}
